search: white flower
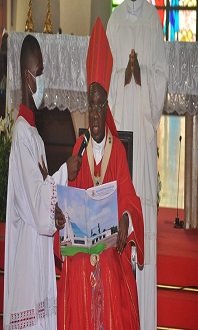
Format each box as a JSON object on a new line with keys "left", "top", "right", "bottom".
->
{"left": 0, "top": 124, "right": 3, "bottom": 134}
{"left": 0, "top": 111, "right": 14, "bottom": 142}
{"left": 0, "top": 117, "right": 7, "bottom": 133}
{"left": 0, "top": 117, "right": 4, "bottom": 133}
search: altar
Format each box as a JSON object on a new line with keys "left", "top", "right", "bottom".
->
{"left": 7, "top": 32, "right": 198, "bottom": 228}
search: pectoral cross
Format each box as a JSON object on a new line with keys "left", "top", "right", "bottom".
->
{"left": 94, "top": 173, "right": 101, "bottom": 186}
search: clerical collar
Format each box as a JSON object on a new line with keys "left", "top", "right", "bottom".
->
{"left": 126, "top": 0, "right": 144, "bottom": 20}
{"left": 92, "top": 130, "right": 106, "bottom": 166}
{"left": 18, "top": 104, "right": 36, "bottom": 127}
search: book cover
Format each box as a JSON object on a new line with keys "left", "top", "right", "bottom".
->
{"left": 57, "top": 181, "right": 118, "bottom": 256}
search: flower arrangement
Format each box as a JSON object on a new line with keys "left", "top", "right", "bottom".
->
{"left": 0, "top": 111, "right": 14, "bottom": 222}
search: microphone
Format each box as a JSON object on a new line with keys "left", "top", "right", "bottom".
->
{"left": 174, "top": 135, "right": 184, "bottom": 229}
{"left": 78, "top": 129, "right": 90, "bottom": 157}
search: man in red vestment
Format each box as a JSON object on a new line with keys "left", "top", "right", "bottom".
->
{"left": 57, "top": 18, "right": 144, "bottom": 330}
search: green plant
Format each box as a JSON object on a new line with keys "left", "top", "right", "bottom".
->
{"left": 0, "top": 111, "right": 14, "bottom": 222}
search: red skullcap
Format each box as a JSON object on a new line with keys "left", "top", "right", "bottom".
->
{"left": 86, "top": 17, "right": 118, "bottom": 137}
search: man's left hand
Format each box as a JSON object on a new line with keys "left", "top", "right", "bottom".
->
{"left": 132, "top": 50, "right": 141, "bottom": 86}
{"left": 117, "top": 213, "right": 129, "bottom": 254}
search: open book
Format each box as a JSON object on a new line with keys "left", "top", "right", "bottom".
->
{"left": 57, "top": 181, "right": 118, "bottom": 256}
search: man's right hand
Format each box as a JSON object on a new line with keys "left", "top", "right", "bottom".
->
{"left": 125, "top": 53, "right": 133, "bottom": 86}
{"left": 67, "top": 155, "right": 82, "bottom": 181}
{"left": 38, "top": 155, "right": 48, "bottom": 181}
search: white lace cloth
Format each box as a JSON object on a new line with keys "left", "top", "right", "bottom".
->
{"left": 8, "top": 32, "right": 89, "bottom": 113}
{"left": 7, "top": 32, "right": 198, "bottom": 115}
{"left": 165, "top": 41, "right": 198, "bottom": 115}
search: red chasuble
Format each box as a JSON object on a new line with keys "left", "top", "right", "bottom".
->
{"left": 57, "top": 126, "right": 144, "bottom": 330}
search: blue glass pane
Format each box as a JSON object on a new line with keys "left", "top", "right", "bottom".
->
{"left": 169, "top": 0, "right": 180, "bottom": 41}
{"left": 169, "top": 10, "right": 196, "bottom": 40}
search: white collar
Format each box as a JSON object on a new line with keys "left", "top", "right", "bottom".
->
{"left": 92, "top": 132, "right": 106, "bottom": 165}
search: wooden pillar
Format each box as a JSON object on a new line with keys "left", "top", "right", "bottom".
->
{"left": 184, "top": 113, "right": 198, "bottom": 229}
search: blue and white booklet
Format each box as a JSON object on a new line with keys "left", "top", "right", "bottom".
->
{"left": 57, "top": 180, "right": 118, "bottom": 256}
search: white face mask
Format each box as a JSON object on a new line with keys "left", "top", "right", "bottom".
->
{"left": 28, "top": 70, "right": 44, "bottom": 109}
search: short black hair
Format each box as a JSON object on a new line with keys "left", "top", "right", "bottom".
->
{"left": 20, "top": 34, "right": 41, "bottom": 75}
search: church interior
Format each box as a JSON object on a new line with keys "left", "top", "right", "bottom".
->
{"left": 0, "top": 0, "right": 198, "bottom": 329}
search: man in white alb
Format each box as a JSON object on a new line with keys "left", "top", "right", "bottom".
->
{"left": 3, "top": 34, "right": 81, "bottom": 330}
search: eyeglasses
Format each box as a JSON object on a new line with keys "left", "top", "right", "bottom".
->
{"left": 88, "top": 100, "right": 107, "bottom": 116}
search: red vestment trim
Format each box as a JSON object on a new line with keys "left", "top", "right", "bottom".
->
{"left": 18, "top": 104, "right": 36, "bottom": 127}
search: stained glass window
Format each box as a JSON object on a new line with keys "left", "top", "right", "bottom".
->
{"left": 112, "top": 0, "right": 198, "bottom": 41}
